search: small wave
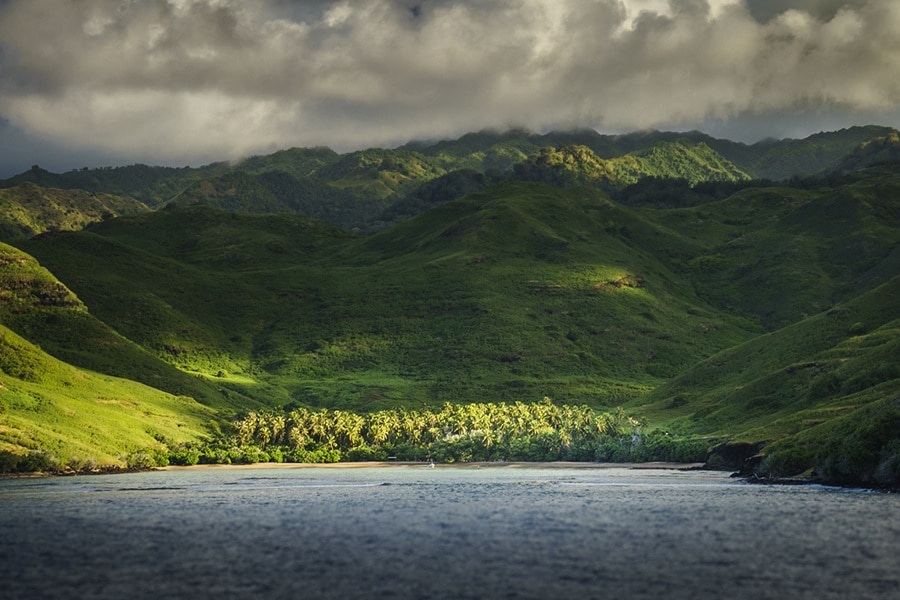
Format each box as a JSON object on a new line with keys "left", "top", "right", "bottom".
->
{"left": 116, "top": 486, "right": 186, "bottom": 492}
{"left": 558, "top": 482, "right": 749, "bottom": 489}
{"left": 186, "top": 482, "right": 384, "bottom": 492}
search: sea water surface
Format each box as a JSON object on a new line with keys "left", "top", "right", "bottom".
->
{"left": 1, "top": 465, "right": 897, "bottom": 599}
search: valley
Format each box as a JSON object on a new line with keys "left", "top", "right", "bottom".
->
{"left": 0, "top": 126, "right": 897, "bottom": 487}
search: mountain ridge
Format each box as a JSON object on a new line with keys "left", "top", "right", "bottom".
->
{"left": 3, "top": 125, "right": 897, "bottom": 236}
{"left": 1, "top": 128, "right": 898, "bottom": 484}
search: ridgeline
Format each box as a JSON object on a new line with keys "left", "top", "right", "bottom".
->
{"left": 0, "top": 126, "right": 897, "bottom": 487}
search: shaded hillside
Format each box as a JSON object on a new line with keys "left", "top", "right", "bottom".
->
{"left": 0, "top": 163, "right": 228, "bottom": 207}
{"left": 749, "top": 125, "right": 898, "bottom": 180}
{"left": 15, "top": 210, "right": 352, "bottom": 406}
{"left": 0, "top": 242, "right": 242, "bottom": 410}
{"left": 376, "top": 168, "right": 492, "bottom": 227}
{"left": 3, "top": 126, "right": 897, "bottom": 234}
{"left": 20, "top": 185, "right": 760, "bottom": 413}
{"left": 638, "top": 165, "right": 900, "bottom": 330}
{"left": 169, "top": 171, "right": 374, "bottom": 229}
{"left": 0, "top": 183, "right": 148, "bottom": 241}
{"left": 834, "top": 132, "right": 900, "bottom": 172}
{"left": 631, "top": 277, "right": 899, "bottom": 485}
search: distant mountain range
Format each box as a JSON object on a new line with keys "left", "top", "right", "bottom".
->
{"left": 2, "top": 125, "right": 897, "bottom": 236}
{"left": 0, "top": 126, "right": 898, "bottom": 486}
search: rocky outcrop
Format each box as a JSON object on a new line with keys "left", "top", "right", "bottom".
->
{"left": 705, "top": 441, "right": 766, "bottom": 473}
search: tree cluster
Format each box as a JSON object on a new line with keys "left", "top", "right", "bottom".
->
{"left": 161, "top": 399, "right": 710, "bottom": 466}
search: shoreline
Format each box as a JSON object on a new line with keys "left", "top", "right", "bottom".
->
{"left": 156, "top": 460, "right": 708, "bottom": 472}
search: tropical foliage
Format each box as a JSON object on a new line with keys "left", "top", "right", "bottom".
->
{"left": 0, "top": 127, "right": 898, "bottom": 486}
{"left": 156, "top": 400, "right": 708, "bottom": 467}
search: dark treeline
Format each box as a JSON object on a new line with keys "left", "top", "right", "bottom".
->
{"left": 131, "top": 400, "right": 710, "bottom": 468}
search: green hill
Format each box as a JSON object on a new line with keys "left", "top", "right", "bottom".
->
{"left": 748, "top": 125, "right": 899, "bottom": 180}
{"left": 377, "top": 168, "right": 492, "bottom": 226}
{"left": 18, "top": 188, "right": 759, "bottom": 415}
{"left": 640, "top": 165, "right": 900, "bottom": 330}
{"left": 0, "top": 242, "right": 241, "bottom": 410}
{"left": 513, "top": 142, "right": 751, "bottom": 188}
{"left": 0, "top": 322, "right": 214, "bottom": 469}
{"left": 4, "top": 126, "right": 896, "bottom": 237}
{"left": 0, "top": 242, "right": 230, "bottom": 469}
{"left": 630, "top": 277, "right": 899, "bottom": 485}
{"left": 1, "top": 128, "right": 898, "bottom": 484}
{"left": 316, "top": 148, "right": 446, "bottom": 199}
{"left": 0, "top": 163, "right": 229, "bottom": 207}
{"left": 834, "top": 132, "right": 900, "bottom": 172}
{"left": 0, "top": 183, "right": 148, "bottom": 241}
{"left": 169, "top": 171, "right": 376, "bottom": 229}
{"left": 235, "top": 146, "right": 341, "bottom": 179}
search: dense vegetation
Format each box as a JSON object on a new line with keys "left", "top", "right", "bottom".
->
{"left": 145, "top": 400, "right": 708, "bottom": 468}
{"left": 0, "top": 183, "right": 148, "bottom": 240}
{"left": 3, "top": 125, "right": 896, "bottom": 233}
{"left": 513, "top": 142, "right": 750, "bottom": 188}
{"left": 0, "top": 126, "right": 898, "bottom": 487}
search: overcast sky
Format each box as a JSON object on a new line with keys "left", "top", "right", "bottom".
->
{"left": 1, "top": 0, "right": 899, "bottom": 177}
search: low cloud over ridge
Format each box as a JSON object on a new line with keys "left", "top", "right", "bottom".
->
{"left": 0, "top": 0, "right": 898, "bottom": 172}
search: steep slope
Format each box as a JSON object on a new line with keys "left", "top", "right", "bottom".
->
{"left": 1, "top": 163, "right": 229, "bottom": 207}
{"left": 749, "top": 125, "right": 898, "bottom": 180}
{"left": 630, "top": 277, "right": 899, "bottom": 484}
{"left": 169, "top": 171, "right": 374, "bottom": 229}
{"left": 0, "top": 323, "right": 214, "bottom": 469}
{"left": 0, "top": 242, "right": 239, "bottom": 409}
{"left": 644, "top": 165, "right": 900, "bottom": 330}
{"left": 17, "top": 209, "right": 352, "bottom": 404}
{"left": 20, "top": 185, "right": 759, "bottom": 412}
{"left": 834, "top": 132, "right": 900, "bottom": 172}
{"left": 0, "top": 243, "right": 229, "bottom": 469}
{"left": 0, "top": 183, "right": 148, "bottom": 241}
{"left": 377, "top": 168, "right": 492, "bottom": 227}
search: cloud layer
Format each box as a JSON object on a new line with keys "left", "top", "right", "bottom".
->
{"left": 1, "top": 0, "right": 899, "bottom": 170}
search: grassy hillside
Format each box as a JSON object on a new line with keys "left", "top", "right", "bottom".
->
{"left": 0, "top": 242, "right": 241, "bottom": 410}
{"left": 235, "top": 146, "right": 341, "bottom": 178}
{"left": 316, "top": 148, "right": 446, "bottom": 199}
{"left": 834, "top": 131, "right": 900, "bottom": 172}
{"left": 0, "top": 243, "right": 223, "bottom": 469}
{"left": 640, "top": 165, "right": 900, "bottom": 330}
{"left": 0, "top": 163, "right": 229, "bottom": 207}
{"left": 749, "top": 125, "right": 898, "bottom": 180}
{"left": 4, "top": 126, "right": 895, "bottom": 236}
{"left": 169, "top": 171, "right": 376, "bottom": 229}
{"left": 0, "top": 323, "right": 214, "bottom": 469}
{"left": 630, "top": 277, "right": 899, "bottom": 484}
{"left": 19, "top": 186, "right": 760, "bottom": 416}
{"left": 2, "top": 130, "right": 898, "bottom": 483}
{"left": 0, "top": 183, "right": 148, "bottom": 241}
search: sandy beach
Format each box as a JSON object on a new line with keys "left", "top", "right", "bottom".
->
{"left": 157, "top": 461, "right": 708, "bottom": 471}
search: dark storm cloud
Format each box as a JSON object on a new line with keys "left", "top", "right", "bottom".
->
{"left": 0, "top": 0, "right": 898, "bottom": 172}
{"left": 744, "top": 0, "right": 869, "bottom": 22}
